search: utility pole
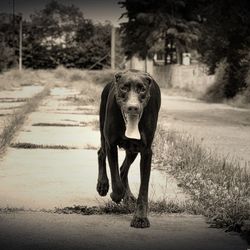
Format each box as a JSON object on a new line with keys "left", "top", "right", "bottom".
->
{"left": 12, "top": 0, "right": 15, "bottom": 34}
{"left": 19, "top": 13, "right": 23, "bottom": 71}
{"left": 111, "top": 26, "right": 115, "bottom": 70}
{"left": 12, "top": 0, "right": 15, "bottom": 48}
{"left": 19, "top": 13, "right": 22, "bottom": 71}
{"left": 12, "top": 0, "right": 16, "bottom": 64}
{"left": 145, "top": 56, "right": 147, "bottom": 73}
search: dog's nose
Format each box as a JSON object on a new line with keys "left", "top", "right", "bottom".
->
{"left": 127, "top": 105, "right": 139, "bottom": 113}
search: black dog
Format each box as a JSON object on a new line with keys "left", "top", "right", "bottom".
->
{"left": 97, "top": 69, "right": 161, "bottom": 228}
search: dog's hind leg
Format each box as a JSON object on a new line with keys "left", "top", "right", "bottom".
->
{"left": 97, "top": 138, "right": 109, "bottom": 196}
{"left": 120, "top": 151, "right": 138, "bottom": 204}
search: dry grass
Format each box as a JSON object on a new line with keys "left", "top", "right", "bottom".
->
{"left": 10, "top": 142, "right": 78, "bottom": 150}
{"left": 153, "top": 125, "right": 250, "bottom": 234}
{"left": 162, "top": 86, "right": 202, "bottom": 99}
{"left": 88, "top": 70, "right": 114, "bottom": 86}
{"left": 0, "top": 69, "right": 41, "bottom": 90}
{"left": 0, "top": 66, "right": 105, "bottom": 90}
{"left": 0, "top": 88, "right": 50, "bottom": 156}
{"left": 227, "top": 88, "right": 250, "bottom": 109}
{"left": 55, "top": 199, "right": 201, "bottom": 216}
{"left": 32, "top": 123, "right": 82, "bottom": 127}
{"left": 52, "top": 66, "right": 103, "bottom": 106}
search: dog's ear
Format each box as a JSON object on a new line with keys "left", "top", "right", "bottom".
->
{"left": 144, "top": 74, "right": 153, "bottom": 86}
{"left": 114, "top": 72, "right": 123, "bottom": 83}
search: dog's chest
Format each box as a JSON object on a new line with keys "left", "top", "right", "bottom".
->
{"left": 117, "top": 136, "right": 144, "bottom": 153}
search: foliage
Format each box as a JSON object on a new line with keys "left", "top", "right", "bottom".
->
{"left": 120, "top": 0, "right": 250, "bottom": 99}
{"left": 0, "top": 43, "right": 16, "bottom": 72}
{"left": 0, "top": 1, "right": 112, "bottom": 70}
{"left": 0, "top": 13, "right": 19, "bottom": 71}
{"left": 202, "top": 60, "right": 229, "bottom": 102}
{"left": 119, "top": 0, "right": 200, "bottom": 62}
{"left": 198, "top": 0, "right": 250, "bottom": 98}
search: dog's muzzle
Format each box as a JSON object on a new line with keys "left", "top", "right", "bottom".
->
{"left": 122, "top": 107, "right": 142, "bottom": 140}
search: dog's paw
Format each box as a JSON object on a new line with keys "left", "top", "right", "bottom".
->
{"left": 130, "top": 216, "right": 150, "bottom": 228}
{"left": 96, "top": 179, "right": 109, "bottom": 196}
{"left": 123, "top": 192, "right": 136, "bottom": 205}
{"left": 110, "top": 186, "right": 125, "bottom": 203}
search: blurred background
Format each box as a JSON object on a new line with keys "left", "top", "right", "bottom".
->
{"left": 0, "top": 0, "right": 249, "bottom": 104}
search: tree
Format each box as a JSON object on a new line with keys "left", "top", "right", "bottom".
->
{"left": 22, "top": 0, "right": 86, "bottom": 68}
{"left": 119, "top": 0, "right": 200, "bottom": 64}
{"left": 0, "top": 13, "right": 20, "bottom": 71}
{"left": 22, "top": 0, "right": 111, "bottom": 69}
{"left": 197, "top": 0, "right": 250, "bottom": 97}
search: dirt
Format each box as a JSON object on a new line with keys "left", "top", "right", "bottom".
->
{"left": 160, "top": 95, "right": 250, "bottom": 168}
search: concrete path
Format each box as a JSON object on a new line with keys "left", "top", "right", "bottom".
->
{"left": 0, "top": 86, "right": 44, "bottom": 134}
{"left": 161, "top": 95, "right": 250, "bottom": 168}
{"left": 0, "top": 87, "right": 187, "bottom": 210}
{"left": 0, "top": 212, "right": 247, "bottom": 250}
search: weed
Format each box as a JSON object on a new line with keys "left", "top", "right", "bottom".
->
{"left": 10, "top": 142, "right": 78, "bottom": 150}
{"left": 0, "top": 88, "right": 50, "bottom": 156}
{"left": 88, "top": 70, "right": 114, "bottom": 86}
{"left": 153, "top": 125, "right": 250, "bottom": 233}
{"left": 55, "top": 199, "right": 201, "bottom": 216}
{"left": 32, "top": 123, "right": 81, "bottom": 127}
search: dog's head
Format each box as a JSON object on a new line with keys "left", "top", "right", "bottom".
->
{"left": 114, "top": 70, "right": 152, "bottom": 139}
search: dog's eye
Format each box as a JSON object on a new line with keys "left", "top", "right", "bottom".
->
{"left": 120, "top": 84, "right": 129, "bottom": 92}
{"left": 136, "top": 84, "right": 146, "bottom": 93}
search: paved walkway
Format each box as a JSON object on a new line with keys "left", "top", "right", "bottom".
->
{"left": 0, "top": 87, "right": 186, "bottom": 210}
{"left": 0, "top": 212, "right": 247, "bottom": 250}
{"left": 161, "top": 95, "right": 250, "bottom": 168}
{"left": 0, "top": 86, "right": 44, "bottom": 134}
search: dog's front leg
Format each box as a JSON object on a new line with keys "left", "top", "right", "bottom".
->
{"left": 106, "top": 144, "right": 125, "bottom": 203}
{"left": 131, "top": 148, "right": 152, "bottom": 228}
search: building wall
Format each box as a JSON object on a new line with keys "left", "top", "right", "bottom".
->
{"left": 153, "top": 64, "right": 214, "bottom": 92}
{"left": 126, "top": 56, "right": 153, "bottom": 75}
{"left": 126, "top": 56, "right": 214, "bottom": 93}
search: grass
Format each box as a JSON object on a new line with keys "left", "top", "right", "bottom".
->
{"left": 52, "top": 66, "right": 103, "bottom": 106}
{"left": 0, "top": 199, "right": 200, "bottom": 216}
{"left": 227, "top": 87, "right": 250, "bottom": 109}
{"left": 0, "top": 66, "right": 103, "bottom": 90}
{"left": 0, "top": 98, "right": 29, "bottom": 103}
{"left": 153, "top": 125, "right": 250, "bottom": 234}
{"left": 32, "top": 120, "right": 99, "bottom": 129}
{"left": 55, "top": 199, "right": 201, "bottom": 216}
{"left": 88, "top": 70, "right": 114, "bottom": 86}
{"left": 162, "top": 86, "right": 203, "bottom": 99}
{"left": 10, "top": 142, "right": 78, "bottom": 150}
{"left": 0, "top": 88, "right": 50, "bottom": 156}
{"left": 32, "top": 123, "right": 82, "bottom": 127}
{"left": 0, "top": 67, "right": 107, "bottom": 111}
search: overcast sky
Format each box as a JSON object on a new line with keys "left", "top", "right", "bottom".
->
{"left": 0, "top": 0, "right": 125, "bottom": 26}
